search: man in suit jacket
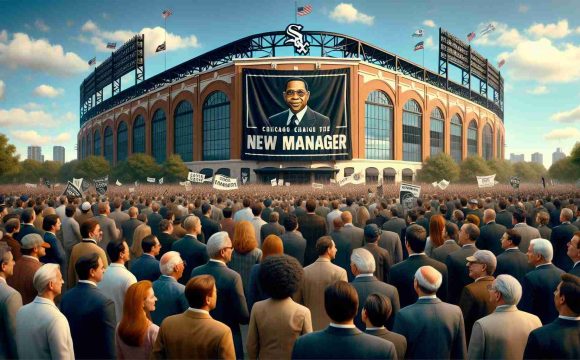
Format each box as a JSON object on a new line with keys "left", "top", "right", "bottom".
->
{"left": 329, "top": 218, "right": 353, "bottom": 280}
{"left": 495, "top": 229, "right": 532, "bottom": 283}
{"left": 496, "top": 199, "right": 513, "bottom": 229}
{"left": 389, "top": 224, "right": 448, "bottom": 307}
{"left": 326, "top": 200, "right": 342, "bottom": 233}
{"left": 568, "top": 232, "right": 580, "bottom": 276}
{"left": 379, "top": 229, "right": 403, "bottom": 265}
{"left": 1, "top": 219, "right": 22, "bottom": 261}
{"left": 363, "top": 224, "right": 392, "bottom": 282}
{"left": 295, "top": 236, "right": 348, "bottom": 330}
{"left": 14, "top": 209, "right": 43, "bottom": 242}
{"left": 268, "top": 77, "right": 330, "bottom": 129}
{"left": 61, "top": 253, "right": 116, "bottom": 359}
{"left": 512, "top": 209, "right": 540, "bottom": 252}
{"left": 551, "top": 208, "right": 578, "bottom": 272}
{"left": 130, "top": 234, "right": 162, "bottom": 281}
{"left": 61, "top": 205, "right": 82, "bottom": 261}
{"left": 298, "top": 199, "right": 327, "bottom": 266}
{"left": 281, "top": 215, "right": 307, "bottom": 265}
{"left": 341, "top": 211, "right": 364, "bottom": 250}
{"left": 152, "top": 274, "right": 236, "bottom": 359}
{"left": 350, "top": 248, "right": 400, "bottom": 330}
{"left": 151, "top": 251, "right": 189, "bottom": 326}
{"left": 432, "top": 238, "right": 461, "bottom": 265}
{"left": 362, "top": 293, "right": 407, "bottom": 359}
{"left": 191, "top": 232, "right": 249, "bottom": 359}
{"left": 393, "top": 266, "right": 467, "bottom": 359}
{"left": 521, "top": 238, "right": 565, "bottom": 324}
{"left": 292, "top": 281, "right": 397, "bottom": 359}
{"left": 260, "top": 211, "right": 284, "bottom": 243}
{"left": 148, "top": 202, "right": 163, "bottom": 238}
{"left": 172, "top": 215, "right": 209, "bottom": 285}
{"left": 468, "top": 274, "right": 542, "bottom": 360}
{"left": 108, "top": 198, "right": 130, "bottom": 233}
{"left": 446, "top": 223, "right": 479, "bottom": 304}
{"left": 200, "top": 203, "right": 222, "bottom": 244}
{"left": 0, "top": 246, "right": 22, "bottom": 359}
{"left": 477, "top": 209, "right": 506, "bottom": 255}
{"left": 524, "top": 273, "right": 580, "bottom": 359}
{"left": 121, "top": 207, "right": 142, "bottom": 247}
{"left": 8, "top": 234, "right": 49, "bottom": 305}
{"left": 68, "top": 218, "right": 109, "bottom": 288}
{"left": 459, "top": 250, "right": 497, "bottom": 341}
{"left": 95, "top": 202, "right": 120, "bottom": 253}
{"left": 40, "top": 214, "right": 66, "bottom": 271}
{"left": 157, "top": 219, "right": 176, "bottom": 259}
{"left": 381, "top": 208, "right": 406, "bottom": 255}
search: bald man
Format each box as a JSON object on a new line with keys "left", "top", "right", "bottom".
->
{"left": 477, "top": 209, "right": 507, "bottom": 256}
{"left": 340, "top": 211, "right": 364, "bottom": 251}
{"left": 151, "top": 251, "right": 189, "bottom": 326}
{"left": 121, "top": 207, "right": 142, "bottom": 248}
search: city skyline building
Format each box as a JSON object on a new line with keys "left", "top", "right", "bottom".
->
{"left": 552, "top": 147, "right": 566, "bottom": 164}
{"left": 27, "top": 146, "right": 42, "bottom": 162}
{"left": 510, "top": 153, "right": 525, "bottom": 163}
{"left": 53, "top": 146, "right": 65, "bottom": 164}
{"left": 531, "top": 152, "right": 543, "bottom": 165}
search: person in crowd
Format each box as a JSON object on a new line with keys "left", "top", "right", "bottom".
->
{"left": 151, "top": 274, "right": 235, "bottom": 359}
{"left": 524, "top": 273, "right": 580, "bottom": 359}
{"left": 468, "top": 274, "right": 542, "bottom": 359}
{"left": 41, "top": 214, "right": 66, "bottom": 270}
{"left": 292, "top": 281, "right": 397, "bottom": 359}
{"left": 98, "top": 239, "right": 137, "bottom": 323}
{"left": 477, "top": 209, "right": 507, "bottom": 256}
{"left": 131, "top": 221, "right": 152, "bottom": 260}
{"left": 260, "top": 211, "right": 284, "bottom": 242}
{"left": 1, "top": 218, "right": 22, "bottom": 260}
{"left": 362, "top": 224, "right": 392, "bottom": 282}
{"left": 191, "top": 231, "right": 249, "bottom": 359}
{"left": 151, "top": 251, "right": 189, "bottom": 326}
{"left": 378, "top": 223, "right": 403, "bottom": 266}
{"left": 350, "top": 248, "right": 399, "bottom": 330}
{"left": 341, "top": 210, "right": 364, "bottom": 251}
{"left": 446, "top": 223, "right": 479, "bottom": 304}
{"left": 362, "top": 293, "right": 407, "bottom": 360}
{"left": 15, "top": 263, "right": 74, "bottom": 359}
{"left": 75, "top": 201, "right": 94, "bottom": 226}
{"left": 229, "top": 220, "right": 262, "bottom": 297}
{"left": 248, "top": 203, "right": 266, "bottom": 246}
{"left": 156, "top": 219, "right": 176, "bottom": 259}
{"left": 8, "top": 233, "right": 49, "bottom": 305}
{"left": 121, "top": 207, "right": 142, "bottom": 248}
{"left": 551, "top": 208, "right": 578, "bottom": 272}
{"left": 495, "top": 199, "right": 513, "bottom": 229}
{"left": 432, "top": 221, "right": 460, "bottom": 263}
{"left": 512, "top": 209, "right": 540, "bottom": 253}
{"left": 295, "top": 236, "right": 347, "bottom": 331}
{"left": 280, "top": 214, "right": 306, "bottom": 265}
{"left": 299, "top": 199, "right": 328, "bottom": 267}
{"left": 220, "top": 207, "right": 236, "bottom": 240}
{"left": 61, "top": 253, "right": 116, "bottom": 359}
{"left": 330, "top": 217, "right": 353, "bottom": 280}
{"left": 116, "top": 280, "right": 159, "bottom": 359}
{"left": 109, "top": 198, "right": 130, "bottom": 232}
{"left": 62, "top": 204, "right": 82, "bottom": 265}
{"left": 356, "top": 205, "right": 370, "bottom": 229}
{"left": 201, "top": 203, "right": 222, "bottom": 243}
{"left": 568, "top": 231, "right": 580, "bottom": 276}
{"left": 452, "top": 209, "right": 465, "bottom": 230}
{"left": 171, "top": 215, "right": 208, "bottom": 285}
{"left": 521, "top": 238, "right": 565, "bottom": 324}
{"left": 382, "top": 207, "right": 408, "bottom": 258}
{"left": 535, "top": 210, "right": 552, "bottom": 241}
{"left": 495, "top": 229, "right": 531, "bottom": 282}
{"left": 466, "top": 213, "right": 480, "bottom": 227}
{"left": 247, "top": 234, "right": 284, "bottom": 311}
{"left": 96, "top": 201, "right": 121, "bottom": 252}
{"left": 326, "top": 200, "right": 342, "bottom": 233}
{"left": 147, "top": 202, "right": 163, "bottom": 238}
{"left": 233, "top": 198, "right": 253, "bottom": 223}
{"left": 14, "top": 208, "right": 42, "bottom": 242}
{"left": 393, "top": 266, "right": 466, "bottom": 359}
{"left": 68, "top": 218, "right": 108, "bottom": 287}
{"left": 0, "top": 245, "right": 21, "bottom": 359}
{"left": 424, "top": 214, "right": 446, "bottom": 257}
{"left": 131, "top": 234, "right": 162, "bottom": 281}
{"left": 247, "top": 254, "right": 312, "bottom": 359}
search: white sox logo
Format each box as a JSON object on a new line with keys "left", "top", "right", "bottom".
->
{"left": 285, "top": 24, "right": 310, "bottom": 55}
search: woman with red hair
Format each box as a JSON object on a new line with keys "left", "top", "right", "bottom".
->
{"left": 425, "top": 214, "right": 447, "bottom": 257}
{"left": 115, "top": 280, "right": 159, "bottom": 359}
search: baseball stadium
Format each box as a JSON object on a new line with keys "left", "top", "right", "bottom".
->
{"left": 77, "top": 27, "right": 505, "bottom": 185}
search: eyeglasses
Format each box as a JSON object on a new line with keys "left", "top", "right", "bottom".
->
{"left": 285, "top": 90, "right": 307, "bottom": 97}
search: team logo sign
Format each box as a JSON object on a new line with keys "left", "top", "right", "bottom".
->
{"left": 285, "top": 24, "right": 310, "bottom": 55}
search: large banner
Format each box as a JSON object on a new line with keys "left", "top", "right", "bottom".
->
{"left": 242, "top": 68, "right": 351, "bottom": 161}
{"left": 212, "top": 174, "right": 238, "bottom": 191}
{"left": 400, "top": 183, "right": 421, "bottom": 213}
{"left": 477, "top": 174, "right": 496, "bottom": 188}
{"left": 94, "top": 176, "right": 108, "bottom": 196}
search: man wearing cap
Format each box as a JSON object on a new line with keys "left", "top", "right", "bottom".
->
{"left": 446, "top": 223, "right": 479, "bottom": 304}
{"left": 512, "top": 208, "right": 540, "bottom": 253}
{"left": 68, "top": 218, "right": 108, "bottom": 288}
{"left": 363, "top": 224, "right": 392, "bottom": 282}
{"left": 8, "top": 234, "right": 50, "bottom": 305}
{"left": 393, "top": 266, "right": 467, "bottom": 359}
{"left": 0, "top": 245, "right": 22, "bottom": 359}
{"left": 459, "top": 250, "right": 497, "bottom": 341}
{"left": 75, "top": 201, "right": 94, "bottom": 226}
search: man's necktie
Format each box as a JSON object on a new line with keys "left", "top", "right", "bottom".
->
{"left": 291, "top": 114, "right": 299, "bottom": 125}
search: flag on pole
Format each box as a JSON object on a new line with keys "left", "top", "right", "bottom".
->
{"left": 498, "top": 59, "right": 506, "bottom": 68}
{"left": 88, "top": 57, "right": 96, "bottom": 66}
{"left": 162, "top": 9, "right": 173, "bottom": 19}
{"left": 271, "top": 178, "right": 277, "bottom": 186}
{"left": 147, "top": 177, "right": 156, "bottom": 183}
{"left": 467, "top": 32, "right": 476, "bottom": 42}
{"left": 297, "top": 4, "right": 312, "bottom": 16}
{"left": 414, "top": 41, "right": 424, "bottom": 51}
{"left": 115, "top": 179, "right": 122, "bottom": 186}
{"left": 106, "top": 42, "right": 116, "bottom": 49}
{"left": 480, "top": 23, "right": 496, "bottom": 36}
{"left": 159, "top": 177, "right": 164, "bottom": 185}
{"left": 412, "top": 29, "right": 424, "bottom": 37}
{"left": 155, "top": 42, "right": 166, "bottom": 53}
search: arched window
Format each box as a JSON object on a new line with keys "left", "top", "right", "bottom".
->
{"left": 344, "top": 167, "right": 354, "bottom": 177}
{"left": 203, "top": 91, "right": 230, "bottom": 161}
{"left": 93, "top": 130, "right": 101, "bottom": 157}
{"left": 216, "top": 168, "right": 231, "bottom": 177}
{"left": 103, "top": 126, "right": 113, "bottom": 163}
{"left": 402, "top": 100, "right": 423, "bottom": 162}
{"left": 116, "top": 122, "right": 128, "bottom": 162}
{"left": 174, "top": 100, "right": 193, "bottom": 162}
{"left": 132, "top": 115, "right": 145, "bottom": 154}
{"left": 402, "top": 168, "right": 414, "bottom": 183}
{"left": 383, "top": 168, "right": 396, "bottom": 184}
{"left": 430, "top": 107, "right": 444, "bottom": 157}
{"left": 85, "top": 135, "right": 91, "bottom": 157}
{"left": 497, "top": 131, "right": 502, "bottom": 159}
{"left": 151, "top": 109, "right": 167, "bottom": 163}
{"left": 467, "top": 120, "right": 478, "bottom": 156}
{"left": 365, "top": 167, "right": 379, "bottom": 184}
{"left": 365, "top": 90, "right": 393, "bottom": 159}
{"left": 79, "top": 138, "right": 84, "bottom": 159}
{"left": 450, "top": 114, "right": 462, "bottom": 163}
{"left": 483, "top": 124, "right": 493, "bottom": 160}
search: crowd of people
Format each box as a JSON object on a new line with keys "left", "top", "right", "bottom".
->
{"left": 0, "top": 183, "right": 579, "bottom": 359}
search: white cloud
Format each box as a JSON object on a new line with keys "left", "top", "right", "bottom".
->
{"left": 0, "top": 107, "right": 61, "bottom": 128}
{"left": 329, "top": 3, "right": 374, "bottom": 25}
{"left": 81, "top": 20, "right": 98, "bottom": 33}
{"left": 498, "top": 38, "right": 580, "bottom": 83}
{"left": 473, "top": 22, "right": 526, "bottom": 48}
{"left": 0, "top": 80, "right": 4, "bottom": 100}
{"left": 33, "top": 84, "right": 64, "bottom": 98}
{"left": 423, "top": 20, "right": 436, "bottom": 28}
{"left": 544, "top": 127, "right": 580, "bottom": 140}
{"left": 0, "top": 32, "right": 88, "bottom": 76}
{"left": 518, "top": 4, "right": 529, "bottom": 13}
{"left": 527, "top": 20, "right": 571, "bottom": 39}
{"left": 22, "top": 102, "right": 43, "bottom": 110}
{"left": 35, "top": 20, "right": 50, "bottom": 32}
{"left": 10, "top": 130, "right": 71, "bottom": 146}
{"left": 55, "top": 132, "right": 71, "bottom": 142}
{"left": 0, "top": 30, "right": 7, "bottom": 43}
{"left": 550, "top": 105, "right": 580, "bottom": 123}
{"left": 526, "top": 85, "right": 549, "bottom": 95}
{"left": 64, "top": 112, "right": 75, "bottom": 121}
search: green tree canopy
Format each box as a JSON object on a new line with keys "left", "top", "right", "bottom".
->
{"left": 0, "top": 133, "right": 20, "bottom": 178}
{"left": 486, "top": 158, "right": 514, "bottom": 183}
{"left": 417, "top": 153, "right": 460, "bottom": 183}
{"left": 122, "top": 153, "right": 162, "bottom": 182}
{"left": 76, "top": 156, "right": 111, "bottom": 180}
{"left": 549, "top": 156, "right": 580, "bottom": 182}
{"left": 58, "top": 160, "right": 80, "bottom": 182}
{"left": 459, "top": 156, "right": 493, "bottom": 183}
{"left": 161, "top": 154, "right": 189, "bottom": 183}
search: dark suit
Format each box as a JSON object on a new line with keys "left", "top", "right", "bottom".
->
{"left": 570, "top": 262, "right": 580, "bottom": 276}
{"left": 292, "top": 326, "right": 397, "bottom": 359}
{"left": 60, "top": 282, "right": 116, "bottom": 359}
{"left": 495, "top": 247, "right": 531, "bottom": 283}
{"left": 171, "top": 234, "right": 209, "bottom": 285}
{"left": 120, "top": 218, "right": 142, "bottom": 247}
{"left": 200, "top": 215, "right": 221, "bottom": 243}
{"left": 477, "top": 221, "right": 506, "bottom": 255}
{"left": 393, "top": 297, "right": 467, "bottom": 360}
{"left": 524, "top": 317, "right": 580, "bottom": 359}
{"left": 389, "top": 254, "right": 448, "bottom": 308}
{"left": 281, "top": 231, "right": 307, "bottom": 266}
{"left": 351, "top": 275, "right": 400, "bottom": 330}
{"left": 378, "top": 230, "right": 403, "bottom": 265}
{"left": 537, "top": 225, "right": 552, "bottom": 241}
{"left": 130, "top": 254, "right": 161, "bottom": 281}
{"left": 260, "top": 221, "right": 284, "bottom": 243}
{"left": 446, "top": 244, "right": 477, "bottom": 304}
{"left": 521, "top": 263, "right": 565, "bottom": 324}
{"left": 14, "top": 223, "right": 42, "bottom": 242}
{"left": 365, "top": 328, "right": 406, "bottom": 360}
{"left": 298, "top": 213, "right": 327, "bottom": 267}
{"left": 147, "top": 212, "right": 163, "bottom": 237}
{"left": 191, "top": 261, "right": 249, "bottom": 359}
{"left": 40, "top": 232, "right": 66, "bottom": 269}
{"left": 157, "top": 232, "right": 176, "bottom": 259}
{"left": 458, "top": 276, "right": 495, "bottom": 341}
{"left": 269, "top": 107, "right": 330, "bottom": 128}
{"left": 381, "top": 217, "right": 407, "bottom": 258}
{"left": 432, "top": 239, "right": 461, "bottom": 263}
{"left": 495, "top": 210, "right": 513, "bottom": 229}
{"left": 330, "top": 229, "right": 353, "bottom": 280}
{"left": 260, "top": 207, "right": 273, "bottom": 223}
{"left": 550, "top": 222, "right": 578, "bottom": 271}
{"left": 363, "top": 243, "right": 391, "bottom": 282}
{"left": 151, "top": 275, "right": 189, "bottom": 326}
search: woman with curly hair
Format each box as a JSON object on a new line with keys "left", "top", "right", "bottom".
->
{"left": 247, "top": 234, "right": 284, "bottom": 310}
{"left": 247, "top": 254, "right": 312, "bottom": 360}
{"left": 228, "top": 221, "right": 262, "bottom": 297}
{"left": 116, "top": 280, "right": 158, "bottom": 359}
{"left": 424, "top": 214, "right": 446, "bottom": 257}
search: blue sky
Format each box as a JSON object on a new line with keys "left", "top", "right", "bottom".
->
{"left": 0, "top": 0, "right": 579, "bottom": 168}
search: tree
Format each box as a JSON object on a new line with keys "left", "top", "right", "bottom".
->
{"left": 123, "top": 153, "right": 162, "bottom": 181}
{"left": 14, "top": 159, "right": 43, "bottom": 183}
{"left": 0, "top": 133, "right": 20, "bottom": 178}
{"left": 459, "top": 156, "right": 493, "bottom": 183}
{"left": 486, "top": 159, "right": 513, "bottom": 183}
{"left": 76, "top": 156, "right": 111, "bottom": 180}
{"left": 549, "top": 157, "right": 580, "bottom": 182}
{"left": 161, "top": 154, "right": 189, "bottom": 183}
{"left": 41, "top": 161, "right": 62, "bottom": 183}
{"left": 58, "top": 160, "right": 80, "bottom": 182}
{"left": 417, "top": 153, "right": 460, "bottom": 183}
{"left": 571, "top": 142, "right": 580, "bottom": 167}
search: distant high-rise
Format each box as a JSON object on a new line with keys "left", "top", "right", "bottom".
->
{"left": 53, "top": 146, "right": 65, "bottom": 164}
{"left": 531, "top": 152, "right": 543, "bottom": 165}
{"left": 27, "top": 146, "right": 42, "bottom": 162}
{"left": 509, "top": 153, "right": 525, "bottom": 163}
{"left": 552, "top": 147, "right": 566, "bottom": 164}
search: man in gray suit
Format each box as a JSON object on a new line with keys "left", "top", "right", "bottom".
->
{"left": 446, "top": 223, "right": 479, "bottom": 304}
{"left": 393, "top": 266, "right": 467, "bottom": 359}
{"left": 61, "top": 205, "right": 82, "bottom": 267}
{"left": 260, "top": 211, "right": 285, "bottom": 243}
{"left": 378, "top": 229, "right": 403, "bottom": 265}
{"left": 108, "top": 198, "right": 130, "bottom": 233}
{"left": 512, "top": 209, "right": 540, "bottom": 253}
{"left": 340, "top": 211, "right": 364, "bottom": 251}
{"left": 95, "top": 202, "right": 120, "bottom": 252}
{"left": 0, "top": 245, "right": 22, "bottom": 359}
{"left": 121, "top": 207, "right": 142, "bottom": 248}
{"left": 151, "top": 251, "right": 189, "bottom": 325}
{"left": 281, "top": 215, "right": 307, "bottom": 266}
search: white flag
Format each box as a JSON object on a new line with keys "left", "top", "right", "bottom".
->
{"left": 352, "top": 171, "right": 365, "bottom": 184}
{"left": 329, "top": 179, "right": 337, "bottom": 184}
{"left": 129, "top": 187, "right": 135, "bottom": 193}
{"left": 438, "top": 179, "right": 450, "bottom": 190}
{"left": 188, "top": 171, "right": 206, "bottom": 183}
{"left": 159, "top": 177, "right": 164, "bottom": 185}
{"left": 476, "top": 174, "right": 496, "bottom": 188}
{"left": 72, "top": 177, "right": 83, "bottom": 190}
{"left": 25, "top": 183, "right": 37, "bottom": 188}
{"left": 285, "top": 182, "right": 291, "bottom": 186}
{"left": 412, "top": 29, "right": 424, "bottom": 37}
{"left": 116, "top": 180, "right": 122, "bottom": 186}
{"left": 312, "top": 183, "right": 324, "bottom": 189}
{"left": 431, "top": 181, "right": 438, "bottom": 188}
{"left": 271, "top": 178, "right": 277, "bottom": 187}
{"left": 147, "top": 177, "right": 156, "bottom": 183}
{"left": 480, "top": 23, "right": 496, "bottom": 36}
{"left": 212, "top": 174, "right": 238, "bottom": 190}
{"left": 185, "top": 183, "right": 192, "bottom": 191}
{"left": 278, "top": 179, "right": 284, "bottom": 186}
